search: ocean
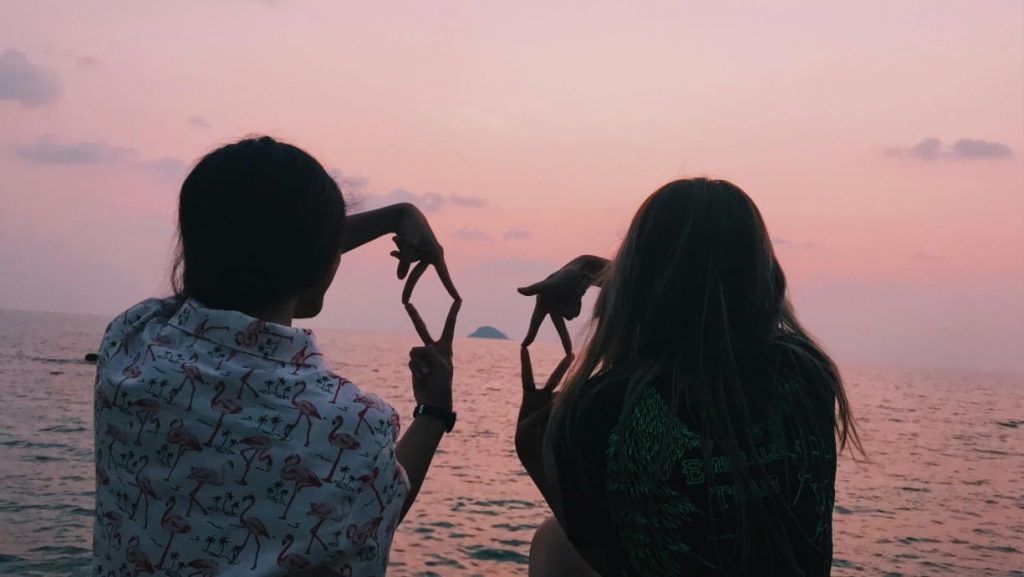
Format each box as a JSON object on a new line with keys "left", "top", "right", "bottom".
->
{"left": 0, "top": 308, "right": 1020, "bottom": 576}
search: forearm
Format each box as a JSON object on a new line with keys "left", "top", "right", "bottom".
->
{"left": 517, "top": 446, "right": 553, "bottom": 503}
{"left": 339, "top": 203, "right": 408, "bottom": 254}
{"left": 515, "top": 422, "right": 560, "bottom": 507}
{"left": 395, "top": 415, "right": 447, "bottom": 521}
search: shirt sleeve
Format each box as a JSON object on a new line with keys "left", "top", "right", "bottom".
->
{"left": 331, "top": 420, "right": 408, "bottom": 575}
{"left": 97, "top": 297, "right": 178, "bottom": 365}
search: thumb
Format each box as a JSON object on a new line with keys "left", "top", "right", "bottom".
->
{"left": 410, "top": 345, "right": 446, "bottom": 367}
{"left": 392, "top": 236, "right": 412, "bottom": 279}
{"left": 408, "top": 356, "right": 431, "bottom": 378}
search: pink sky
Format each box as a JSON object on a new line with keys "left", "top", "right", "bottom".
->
{"left": 1, "top": 0, "right": 1022, "bottom": 373}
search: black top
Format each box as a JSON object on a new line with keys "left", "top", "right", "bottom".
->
{"left": 554, "top": 355, "right": 837, "bottom": 576}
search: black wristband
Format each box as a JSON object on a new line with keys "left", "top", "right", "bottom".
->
{"left": 413, "top": 404, "right": 457, "bottom": 433}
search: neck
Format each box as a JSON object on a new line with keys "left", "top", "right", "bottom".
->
{"left": 248, "top": 299, "right": 296, "bottom": 326}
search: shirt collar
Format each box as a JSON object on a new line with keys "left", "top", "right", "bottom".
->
{"left": 168, "top": 298, "right": 325, "bottom": 369}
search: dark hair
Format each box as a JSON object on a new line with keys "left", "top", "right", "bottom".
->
{"left": 171, "top": 136, "right": 346, "bottom": 312}
{"left": 552, "top": 178, "right": 861, "bottom": 571}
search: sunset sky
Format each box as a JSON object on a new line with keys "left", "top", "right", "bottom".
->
{"left": 1, "top": 1, "right": 1021, "bottom": 373}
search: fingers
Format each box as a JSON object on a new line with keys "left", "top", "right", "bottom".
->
{"left": 517, "top": 281, "right": 544, "bottom": 296}
{"left": 408, "top": 354, "right": 431, "bottom": 379}
{"left": 410, "top": 345, "right": 447, "bottom": 366}
{"left": 560, "top": 295, "right": 583, "bottom": 320}
{"left": 404, "top": 302, "right": 434, "bottom": 346}
{"left": 401, "top": 261, "right": 429, "bottom": 304}
{"left": 520, "top": 346, "right": 535, "bottom": 391}
{"left": 440, "top": 299, "right": 461, "bottom": 345}
{"left": 543, "top": 353, "right": 575, "bottom": 392}
{"left": 434, "top": 258, "right": 461, "bottom": 301}
{"left": 550, "top": 314, "right": 573, "bottom": 355}
{"left": 392, "top": 236, "right": 414, "bottom": 279}
{"left": 409, "top": 345, "right": 448, "bottom": 379}
{"left": 520, "top": 300, "right": 546, "bottom": 347}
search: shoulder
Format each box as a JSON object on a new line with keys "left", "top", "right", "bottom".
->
{"left": 98, "top": 297, "right": 181, "bottom": 365}
{"left": 108, "top": 297, "right": 181, "bottom": 331}
{"left": 576, "top": 369, "right": 631, "bottom": 410}
{"left": 553, "top": 369, "right": 634, "bottom": 463}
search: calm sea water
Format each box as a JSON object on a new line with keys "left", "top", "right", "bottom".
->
{"left": 0, "top": 308, "right": 1021, "bottom": 577}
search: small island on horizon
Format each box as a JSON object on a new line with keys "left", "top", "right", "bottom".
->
{"left": 468, "top": 326, "right": 509, "bottom": 340}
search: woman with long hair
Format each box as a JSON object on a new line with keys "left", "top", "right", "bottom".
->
{"left": 93, "top": 136, "right": 460, "bottom": 576}
{"left": 516, "top": 178, "right": 861, "bottom": 576}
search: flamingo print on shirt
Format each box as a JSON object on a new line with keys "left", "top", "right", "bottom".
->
{"left": 94, "top": 298, "right": 408, "bottom": 576}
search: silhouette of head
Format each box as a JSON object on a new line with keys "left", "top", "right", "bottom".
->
{"left": 595, "top": 178, "right": 784, "bottom": 362}
{"left": 173, "top": 136, "right": 345, "bottom": 318}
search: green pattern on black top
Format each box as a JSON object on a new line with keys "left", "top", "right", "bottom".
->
{"left": 606, "top": 390, "right": 713, "bottom": 575}
{"left": 604, "top": 381, "right": 835, "bottom": 577}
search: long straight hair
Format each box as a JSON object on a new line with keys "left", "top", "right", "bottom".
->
{"left": 550, "top": 178, "right": 861, "bottom": 571}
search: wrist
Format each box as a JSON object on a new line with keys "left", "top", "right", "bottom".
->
{"left": 393, "top": 202, "right": 424, "bottom": 234}
{"left": 415, "top": 392, "right": 452, "bottom": 412}
{"left": 575, "top": 255, "right": 607, "bottom": 286}
{"left": 413, "top": 404, "right": 457, "bottom": 433}
{"left": 389, "top": 203, "right": 413, "bottom": 234}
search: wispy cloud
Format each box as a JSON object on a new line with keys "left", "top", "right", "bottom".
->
{"left": 16, "top": 135, "right": 133, "bottom": 164}
{"left": 450, "top": 193, "right": 488, "bottom": 208}
{"left": 326, "top": 167, "right": 487, "bottom": 213}
{"left": 187, "top": 115, "right": 210, "bottom": 129}
{"left": 327, "top": 168, "right": 369, "bottom": 199}
{"left": 773, "top": 237, "right": 817, "bottom": 250}
{"left": 886, "top": 137, "right": 1014, "bottom": 161}
{"left": 15, "top": 135, "right": 187, "bottom": 178}
{"left": 141, "top": 157, "right": 189, "bottom": 178}
{"left": 455, "top": 228, "right": 491, "bottom": 241}
{"left": 358, "top": 188, "right": 487, "bottom": 213}
{"left": 910, "top": 252, "right": 942, "bottom": 262}
{"left": 0, "top": 49, "right": 60, "bottom": 107}
{"left": 503, "top": 229, "right": 532, "bottom": 241}
{"left": 76, "top": 55, "right": 102, "bottom": 68}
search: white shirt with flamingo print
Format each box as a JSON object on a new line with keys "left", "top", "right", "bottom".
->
{"left": 93, "top": 297, "right": 408, "bottom": 576}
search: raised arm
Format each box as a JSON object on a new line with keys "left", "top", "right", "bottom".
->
{"left": 395, "top": 299, "right": 460, "bottom": 521}
{"left": 339, "top": 204, "right": 408, "bottom": 254}
{"left": 340, "top": 203, "right": 460, "bottom": 302}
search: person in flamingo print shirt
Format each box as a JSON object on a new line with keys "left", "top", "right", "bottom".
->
{"left": 93, "top": 136, "right": 460, "bottom": 576}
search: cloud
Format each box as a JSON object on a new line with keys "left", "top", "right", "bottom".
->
{"left": 365, "top": 188, "right": 446, "bottom": 212}
{"left": 503, "top": 229, "right": 532, "bottom": 241}
{"left": 141, "top": 157, "right": 188, "bottom": 177}
{"left": 886, "top": 137, "right": 1014, "bottom": 161}
{"left": 16, "top": 135, "right": 134, "bottom": 164}
{"left": 325, "top": 167, "right": 487, "bottom": 213}
{"left": 0, "top": 49, "right": 60, "bottom": 107}
{"left": 455, "top": 228, "right": 491, "bottom": 241}
{"left": 773, "top": 237, "right": 817, "bottom": 250}
{"left": 15, "top": 135, "right": 187, "bottom": 179}
{"left": 187, "top": 115, "right": 210, "bottom": 128}
{"left": 358, "top": 188, "right": 487, "bottom": 214}
{"left": 910, "top": 252, "right": 942, "bottom": 262}
{"left": 76, "top": 55, "right": 102, "bottom": 68}
{"left": 327, "top": 168, "right": 369, "bottom": 199}
{"left": 450, "top": 193, "right": 488, "bottom": 208}
{"left": 950, "top": 139, "right": 1014, "bottom": 160}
